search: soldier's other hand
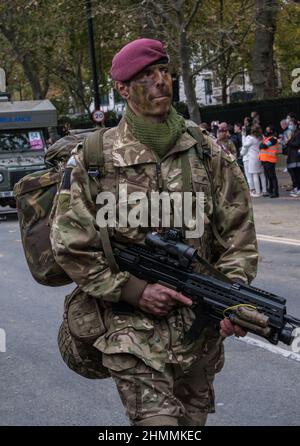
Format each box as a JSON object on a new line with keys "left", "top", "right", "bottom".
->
{"left": 138, "top": 283, "right": 192, "bottom": 317}
{"left": 219, "top": 318, "right": 247, "bottom": 338}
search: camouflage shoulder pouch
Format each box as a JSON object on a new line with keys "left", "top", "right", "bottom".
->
{"left": 66, "top": 288, "right": 106, "bottom": 343}
{"left": 57, "top": 287, "right": 110, "bottom": 380}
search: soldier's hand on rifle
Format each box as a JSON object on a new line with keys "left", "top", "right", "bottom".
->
{"left": 138, "top": 283, "right": 193, "bottom": 317}
{"left": 220, "top": 318, "right": 247, "bottom": 338}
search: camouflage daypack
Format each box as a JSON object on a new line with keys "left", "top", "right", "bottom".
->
{"left": 14, "top": 128, "right": 108, "bottom": 287}
{"left": 57, "top": 287, "right": 110, "bottom": 379}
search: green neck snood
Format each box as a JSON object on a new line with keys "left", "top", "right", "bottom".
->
{"left": 125, "top": 105, "right": 186, "bottom": 160}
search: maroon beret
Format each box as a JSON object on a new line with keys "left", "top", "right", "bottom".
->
{"left": 110, "top": 38, "right": 169, "bottom": 82}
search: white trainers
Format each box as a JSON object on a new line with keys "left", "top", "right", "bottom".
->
{"left": 289, "top": 187, "right": 298, "bottom": 196}
{"left": 290, "top": 189, "right": 300, "bottom": 198}
{"left": 250, "top": 192, "right": 263, "bottom": 198}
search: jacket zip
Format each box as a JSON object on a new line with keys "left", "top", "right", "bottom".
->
{"left": 156, "top": 163, "right": 163, "bottom": 191}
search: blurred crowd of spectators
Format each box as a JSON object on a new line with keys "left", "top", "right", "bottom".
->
{"left": 199, "top": 111, "right": 300, "bottom": 199}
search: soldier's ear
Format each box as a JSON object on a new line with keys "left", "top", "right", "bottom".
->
{"left": 115, "top": 81, "right": 130, "bottom": 100}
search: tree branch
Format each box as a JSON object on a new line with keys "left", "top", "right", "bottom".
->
{"left": 150, "top": 1, "right": 176, "bottom": 27}
{"left": 184, "top": 0, "right": 202, "bottom": 30}
{"left": 226, "top": 70, "right": 246, "bottom": 88}
{"left": 192, "top": 45, "right": 233, "bottom": 76}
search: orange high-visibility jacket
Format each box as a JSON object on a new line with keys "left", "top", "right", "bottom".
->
{"left": 258, "top": 136, "right": 280, "bottom": 163}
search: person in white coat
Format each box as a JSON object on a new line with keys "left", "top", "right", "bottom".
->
{"left": 241, "top": 124, "right": 267, "bottom": 197}
{"left": 241, "top": 126, "right": 255, "bottom": 193}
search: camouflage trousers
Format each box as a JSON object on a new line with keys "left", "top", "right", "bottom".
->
{"left": 104, "top": 339, "right": 224, "bottom": 426}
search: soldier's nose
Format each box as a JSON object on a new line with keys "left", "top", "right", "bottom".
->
{"left": 154, "top": 71, "right": 165, "bottom": 87}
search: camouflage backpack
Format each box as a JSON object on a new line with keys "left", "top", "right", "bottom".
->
{"left": 14, "top": 128, "right": 109, "bottom": 287}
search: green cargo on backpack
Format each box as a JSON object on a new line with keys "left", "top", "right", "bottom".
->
{"left": 14, "top": 128, "right": 108, "bottom": 287}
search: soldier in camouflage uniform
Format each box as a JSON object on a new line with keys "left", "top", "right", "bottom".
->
{"left": 50, "top": 38, "right": 258, "bottom": 426}
{"left": 217, "top": 122, "right": 237, "bottom": 158}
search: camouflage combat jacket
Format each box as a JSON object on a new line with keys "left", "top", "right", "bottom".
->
{"left": 50, "top": 118, "right": 258, "bottom": 372}
{"left": 217, "top": 139, "right": 237, "bottom": 158}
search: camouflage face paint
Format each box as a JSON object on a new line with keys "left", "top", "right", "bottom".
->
{"left": 127, "top": 64, "right": 173, "bottom": 121}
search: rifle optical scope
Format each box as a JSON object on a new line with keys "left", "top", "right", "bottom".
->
{"left": 145, "top": 230, "right": 197, "bottom": 265}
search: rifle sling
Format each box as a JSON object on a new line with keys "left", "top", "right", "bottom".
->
{"left": 195, "top": 254, "right": 232, "bottom": 283}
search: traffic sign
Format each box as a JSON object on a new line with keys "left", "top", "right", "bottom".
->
{"left": 91, "top": 109, "right": 105, "bottom": 123}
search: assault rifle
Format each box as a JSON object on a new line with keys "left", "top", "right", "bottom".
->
{"left": 113, "top": 229, "right": 300, "bottom": 346}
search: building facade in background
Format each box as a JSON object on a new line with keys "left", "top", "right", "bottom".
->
{"left": 179, "top": 70, "right": 254, "bottom": 106}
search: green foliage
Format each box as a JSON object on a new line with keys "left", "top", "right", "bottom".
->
{"left": 275, "top": 0, "right": 300, "bottom": 96}
{"left": 58, "top": 113, "right": 94, "bottom": 128}
{"left": 58, "top": 109, "right": 119, "bottom": 129}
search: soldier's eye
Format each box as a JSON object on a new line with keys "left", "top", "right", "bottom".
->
{"left": 160, "top": 67, "right": 169, "bottom": 75}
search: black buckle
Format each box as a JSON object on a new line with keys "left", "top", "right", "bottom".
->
{"left": 88, "top": 166, "right": 101, "bottom": 178}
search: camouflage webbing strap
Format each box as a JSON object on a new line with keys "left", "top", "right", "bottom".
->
{"left": 187, "top": 127, "right": 229, "bottom": 250}
{"left": 84, "top": 129, "right": 120, "bottom": 274}
{"left": 181, "top": 152, "right": 192, "bottom": 193}
{"left": 84, "top": 128, "right": 108, "bottom": 177}
{"left": 99, "top": 227, "right": 120, "bottom": 274}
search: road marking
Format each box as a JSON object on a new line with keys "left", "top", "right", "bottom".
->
{"left": 235, "top": 336, "right": 300, "bottom": 363}
{"left": 257, "top": 234, "right": 300, "bottom": 247}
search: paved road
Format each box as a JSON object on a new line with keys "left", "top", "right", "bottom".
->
{"left": 0, "top": 211, "right": 299, "bottom": 426}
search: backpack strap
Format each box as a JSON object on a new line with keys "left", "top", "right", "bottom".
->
{"left": 83, "top": 128, "right": 108, "bottom": 178}
{"left": 181, "top": 151, "right": 192, "bottom": 193}
{"left": 181, "top": 126, "right": 208, "bottom": 193}
{"left": 83, "top": 128, "right": 120, "bottom": 274}
{"left": 187, "top": 126, "right": 213, "bottom": 160}
{"left": 187, "top": 126, "right": 229, "bottom": 250}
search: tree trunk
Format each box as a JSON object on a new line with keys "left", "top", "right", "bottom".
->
{"left": 220, "top": 0, "right": 227, "bottom": 104}
{"left": 179, "top": 30, "right": 201, "bottom": 124}
{"left": 250, "top": 0, "right": 278, "bottom": 99}
{"left": 221, "top": 79, "right": 228, "bottom": 104}
{"left": 21, "top": 58, "right": 44, "bottom": 99}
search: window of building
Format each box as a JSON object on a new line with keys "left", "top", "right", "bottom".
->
{"left": 100, "top": 94, "right": 109, "bottom": 106}
{"left": 204, "top": 78, "right": 213, "bottom": 95}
